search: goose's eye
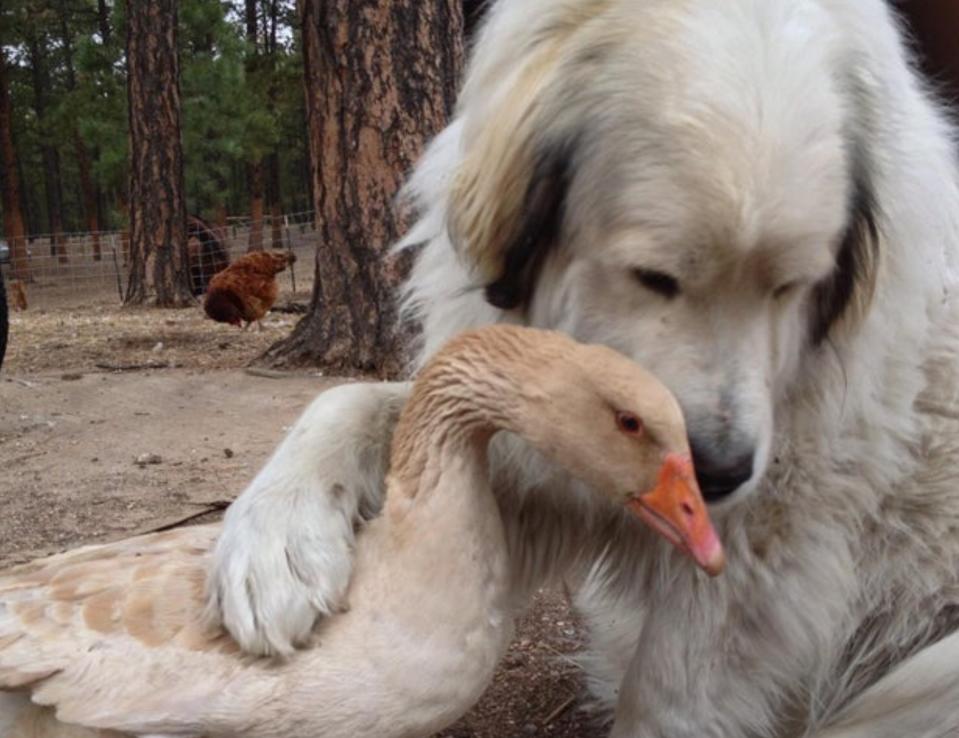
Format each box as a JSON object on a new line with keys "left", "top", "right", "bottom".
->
{"left": 616, "top": 411, "right": 644, "bottom": 436}
{"left": 632, "top": 269, "right": 680, "bottom": 299}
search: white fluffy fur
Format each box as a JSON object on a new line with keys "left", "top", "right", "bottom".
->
{"left": 209, "top": 0, "right": 959, "bottom": 735}
{"left": 814, "top": 631, "right": 959, "bottom": 738}
{"left": 209, "top": 382, "right": 408, "bottom": 656}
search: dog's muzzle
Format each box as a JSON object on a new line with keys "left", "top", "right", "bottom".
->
{"left": 689, "top": 438, "right": 755, "bottom": 503}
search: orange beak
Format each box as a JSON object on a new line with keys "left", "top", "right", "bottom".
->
{"left": 626, "top": 453, "right": 726, "bottom": 576}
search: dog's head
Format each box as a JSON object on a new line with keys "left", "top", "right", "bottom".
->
{"left": 446, "top": 1, "right": 880, "bottom": 504}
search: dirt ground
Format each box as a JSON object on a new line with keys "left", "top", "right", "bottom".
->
{"left": 0, "top": 302, "right": 609, "bottom": 737}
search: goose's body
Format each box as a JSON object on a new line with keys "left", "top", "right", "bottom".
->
{"left": 0, "top": 464, "right": 507, "bottom": 737}
{"left": 0, "top": 326, "right": 721, "bottom": 738}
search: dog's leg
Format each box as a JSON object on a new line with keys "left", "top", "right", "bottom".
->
{"left": 206, "top": 381, "right": 410, "bottom": 656}
{"left": 812, "top": 630, "right": 959, "bottom": 738}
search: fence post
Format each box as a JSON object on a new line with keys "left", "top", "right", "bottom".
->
{"left": 110, "top": 234, "right": 124, "bottom": 303}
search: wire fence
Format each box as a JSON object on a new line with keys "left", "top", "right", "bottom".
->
{"left": 2, "top": 211, "right": 318, "bottom": 311}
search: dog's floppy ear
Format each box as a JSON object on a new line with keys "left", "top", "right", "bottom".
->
{"left": 809, "top": 174, "right": 880, "bottom": 345}
{"left": 448, "top": 57, "right": 576, "bottom": 311}
{"left": 481, "top": 141, "right": 574, "bottom": 310}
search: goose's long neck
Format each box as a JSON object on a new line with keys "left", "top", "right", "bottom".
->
{"left": 279, "top": 331, "right": 580, "bottom": 738}
{"left": 387, "top": 328, "right": 563, "bottom": 498}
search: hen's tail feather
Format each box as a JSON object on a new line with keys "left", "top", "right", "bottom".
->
{"left": 203, "top": 289, "right": 246, "bottom": 325}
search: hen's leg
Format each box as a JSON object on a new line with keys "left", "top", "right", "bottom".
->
{"left": 206, "top": 381, "right": 410, "bottom": 656}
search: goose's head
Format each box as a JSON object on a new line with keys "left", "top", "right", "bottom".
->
{"left": 514, "top": 335, "right": 726, "bottom": 576}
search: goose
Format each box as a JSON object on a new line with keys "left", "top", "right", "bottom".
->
{"left": 0, "top": 325, "right": 724, "bottom": 738}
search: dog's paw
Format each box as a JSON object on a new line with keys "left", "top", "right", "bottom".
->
{"left": 207, "top": 490, "right": 356, "bottom": 657}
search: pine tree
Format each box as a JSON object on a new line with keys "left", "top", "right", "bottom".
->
{"left": 262, "top": 0, "right": 464, "bottom": 374}
{"left": 58, "top": 0, "right": 102, "bottom": 260}
{"left": 2, "top": 0, "right": 308, "bottom": 246}
{"left": 25, "top": 26, "right": 68, "bottom": 262}
{"left": 125, "top": 0, "right": 192, "bottom": 305}
{"left": 0, "top": 48, "right": 30, "bottom": 281}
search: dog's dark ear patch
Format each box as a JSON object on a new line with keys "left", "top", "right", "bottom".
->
{"left": 484, "top": 140, "right": 576, "bottom": 310}
{"left": 810, "top": 175, "right": 880, "bottom": 345}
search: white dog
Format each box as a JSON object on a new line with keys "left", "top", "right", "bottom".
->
{"left": 209, "top": 1, "right": 959, "bottom": 735}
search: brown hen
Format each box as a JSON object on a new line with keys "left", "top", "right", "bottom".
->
{"left": 203, "top": 250, "right": 296, "bottom": 330}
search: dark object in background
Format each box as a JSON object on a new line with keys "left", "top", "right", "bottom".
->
{"left": 463, "top": 0, "right": 488, "bottom": 40}
{"left": 187, "top": 215, "right": 230, "bottom": 295}
{"left": 893, "top": 1, "right": 959, "bottom": 108}
{"left": 0, "top": 241, "right": 9, "bottom": 371}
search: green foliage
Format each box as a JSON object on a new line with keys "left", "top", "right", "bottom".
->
{"left": 0, "top": 0, "right": 308, "bottom": 234}
{"left": 180, "top": 0, "right": 248, "bottom": 217}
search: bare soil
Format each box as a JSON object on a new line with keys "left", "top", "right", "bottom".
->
{"left": 4, "top": 297, "right": 303, "bottom": 374}
{"left": 0, "top": 303, "right": 608, "bottom": 737}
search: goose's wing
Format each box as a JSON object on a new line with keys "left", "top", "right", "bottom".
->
{"left": 0, "top": 525, "right": 251, "bottom": 736}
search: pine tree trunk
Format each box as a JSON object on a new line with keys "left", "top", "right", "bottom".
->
{"left": 247, "top": 161, "right": 265, "bottom": 251}
{"left": 0, "top": 50, "right": 29, "bottom": 281}
{"left": 266, "top": 0, "right": 282, "bottom": 250}
{"left": 94, "top": 4, "right": 111, "bottom": 234}
{"left": 75, "top": 135, "right": 101, "bottom": 260}
{"left": 263, "top": 0, "right": 464, "bottom": 374}
{"left": 213, "top": 204, "right": 229, "bottom": 268}
{"left": 97, "top": 0, "right": 112, "bottom": 44}
{"left": 60, "top": 3, "right": 102, "bottom": 260}
{"left": 118, "top": 192, "right": 131, "bottom": 266}
{"left": 893, "top": 1, "right": 959, "bottom": 105}
{"left": 125, "top": 0, "right": 192, "bottom": 306}
{"left": 268, "top": 152, "right": 282, "bottom": 248}
{"left": 463, "top": 0, "right": 488, "bottom": 39}
{"left": 42, "top": 147, "right": 68, "bottom": 262}
{"left": 26, "top": 35, "right": 69, "bottom": 264}
{"left": 244, "top": 0, "right": 266, "bottom": 253}
{"left": 215, "top": 202, "right": 228, "bottom": 230}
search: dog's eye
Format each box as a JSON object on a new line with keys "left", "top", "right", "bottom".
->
{"left": 773, "top": 281, "right": 800, "bottom": 300}
{"left": 632, "top": 269, "right": 680, "bottom": 299}
{"left": 616, "top": 411, "right": 644, "bottom": 436}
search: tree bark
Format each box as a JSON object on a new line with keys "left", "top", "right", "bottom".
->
{"left": 94, "top": 0, "right": 112, "bottom": 233}
{"left": 245, "top": 0, "right": 258, "bottom": 43}
{"left": 0, "top": 49, "right": 30, "bottom": 281}
{"left": 125, "top": 0, "right": 192, "bottom": 305}
{"left": 267, "top": 152, "right": 282, "bottom": 248}
{"left": 262, "top": 0, "right": 464, "bottom": 374}
{"left": 118, "top": 191, "right": 131, "bottom": 265}
{"left": 16, "top": 156, "right": 37, "bottom": 236}
{"left": 97, "top": 0, "right": 112, "bottom": 44}
{"left": 463, "top": 0, "right": 487, "bottom": 40}
{"left": 74, "top": 134, "right": 101, "bottom": 259}
{"left": 266, "top": 0, "right": 282, "bottom": 249}
{"left": 43, "top": 148, "right": 67, "bottom": 262}
{"left": 247, "top": 160, "right": 265, "bottom": 251}
{"left": 60, "top": 6, "right": 102, "bottom": 260}
{"left": 893, "top": 0, "right": 959, "bottom": 106}
{"left": 244, "top": 0, "right": 266, "bottom": 252}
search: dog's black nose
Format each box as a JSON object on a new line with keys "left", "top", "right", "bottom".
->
{"left": 690, "top": 441, "right": 754, "bottom": 503}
